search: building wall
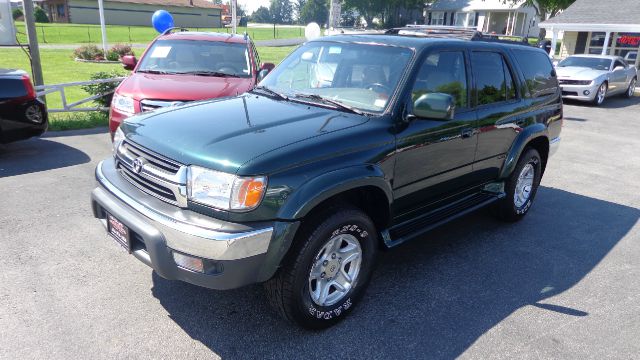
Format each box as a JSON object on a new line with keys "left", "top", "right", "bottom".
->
{"left": 68, "top": 0, "right": 221, "bottom": 28}
{"left": 560, "top": 31, "right": 578, "bottom": 57}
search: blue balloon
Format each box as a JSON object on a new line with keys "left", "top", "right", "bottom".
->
{"left": 152, "top": 10, "right": 174, "bottom": 34}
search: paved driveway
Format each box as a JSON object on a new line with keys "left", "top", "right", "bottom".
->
{"left": 1, "top": 98, "right": 639, "bottom": 359}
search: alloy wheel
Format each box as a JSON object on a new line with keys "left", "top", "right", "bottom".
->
{"left": 514, "top": 163, "right": 535, "bottom": 208}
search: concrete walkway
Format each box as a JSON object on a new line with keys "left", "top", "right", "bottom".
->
{"left": 39, "top": 37, "right": 305, "bottom": 49}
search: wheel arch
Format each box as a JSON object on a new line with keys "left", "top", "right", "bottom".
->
{"left": 499, "top": 123, "right": 549, "bottom": 179}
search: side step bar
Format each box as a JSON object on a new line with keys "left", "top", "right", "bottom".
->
{"left": 382, "top": 190, "right": 505, "bottom": 248}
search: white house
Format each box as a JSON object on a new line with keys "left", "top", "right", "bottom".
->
{"left": 424, "top": 0, "right": 540, "bottom": 38}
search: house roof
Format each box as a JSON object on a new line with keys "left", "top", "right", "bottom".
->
{"left": 107, "top": 0, "right": 222, "bottom": 9}
{"left": 541, "top": 0, "right": 640, "bottom": 28}
{"left": 428, "top": 0, "right": 526, "bottom": 12}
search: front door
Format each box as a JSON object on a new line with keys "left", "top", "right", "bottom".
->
{"left": 609, "top": 59, "right": 628, "bottom": 94}
{"left": 392, "top": 50, "right": 478, "bottom": 221}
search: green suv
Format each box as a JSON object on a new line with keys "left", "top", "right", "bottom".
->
{"left": 91, "top": 30, "right": 562, "bottom": 329}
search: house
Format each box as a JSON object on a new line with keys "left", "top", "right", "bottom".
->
{"left": 424, "top": 0, "right": 540, "bottom": 38}
{"left": 539, "top": 0, "right": 640, "bottom": 67}
{"left": 40, "top": 0, "right": 222, "bottom": 28}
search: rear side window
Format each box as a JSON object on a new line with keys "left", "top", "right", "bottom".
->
{"left": 511, "top": 49, "right": 557, "bottom": 97}
{"left": 471, "top": 52, "right": 516, "bottom": 106}
{"left": 0, "top": 78, "right": 27, "bottom": 99}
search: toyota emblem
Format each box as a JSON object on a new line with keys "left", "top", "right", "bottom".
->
{"left": 132, "top": 157, "right": 145, "bottom": 174}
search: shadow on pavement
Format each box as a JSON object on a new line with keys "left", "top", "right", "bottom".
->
{"left": 151, "top": 187, "right": 639, "bottom": 359}
{"left": 563, "top": 96, "right": 640, "bottom": 108}
{"left": 0, "top": 137, "right": 91, "bottom": 177}
{"left": 43, "top": 127, "right": 109, "bottom": 138}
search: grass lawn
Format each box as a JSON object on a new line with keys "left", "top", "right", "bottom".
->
{"left": 0, "top": 46, "right": 295, "bottom": 130}
{"left": 14, "top": 21, "right": 304, "bottom": 45}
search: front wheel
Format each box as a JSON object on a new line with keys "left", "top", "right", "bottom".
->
{"left": 592, "top": 82, "right": 607, "bottom": 106}
{"left": 625, "top": 78, "right": 637, "bottom": 98}
{"left": 264, "top": 206, "right": 378, "bottom": 329}
{"left": 495, "top": 148, "right": 542, "bottom": 222}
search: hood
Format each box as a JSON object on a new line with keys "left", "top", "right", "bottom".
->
{"left": 117, "top": 72, "right": 253, "bottom": 101}
{"left": 556, "top": 66, "right": 607, "bottom": 80}
{"left": 121, "top": 94, "right": 369, "bottom": 174}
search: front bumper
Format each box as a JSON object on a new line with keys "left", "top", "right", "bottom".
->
{"left": 91, "top": 159, "right": 299, "bottom": 290}
{"left": 560, "top": 83, "right": 599, "bottom": 101}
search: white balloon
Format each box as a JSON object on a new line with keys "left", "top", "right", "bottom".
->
{"left": 305, "top": 22, "right": 322, "bottom": 41}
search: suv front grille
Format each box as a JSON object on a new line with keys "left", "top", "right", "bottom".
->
{"left": 115, "top": 141, "right": 187, "bottom": 207}
{"left": 140, "top": 99, "right": 186, "bottom": 113}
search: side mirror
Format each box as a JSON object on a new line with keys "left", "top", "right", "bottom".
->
{"left": 257, "top": 69, "right": 270, "bottom": 83}
{"left": 260, "top": 62, "right": 276, "bottom": 72}
{"left": 412, "top": 93, "right": 455, "bottom": 120}
{"left": 121, "top": 55, "right": 137, "bottom": 71}
{"left": 614, "top": 66, "right": 625, "bottom": 72}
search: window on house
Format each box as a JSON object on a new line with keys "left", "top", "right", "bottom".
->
{"left": 454, "top": 12, "right": 475, "bottom": 27}
{"left": 57, "top": 4, "right": 65, "bottom": 17}
{"left": 431, "top": 12, "right": 444, "bottom": 25}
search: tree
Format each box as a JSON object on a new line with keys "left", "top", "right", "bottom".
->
{"left": 343, "top": 0, "right": 424, "bottom": 28}
{"left": 299, "top": 0, "right": 328, "bottom": 26}
{"left": 33, "top": 6, "right": 49, "bottom": 23}
{"left": 270, "top": 0, "right": 294, "bottom": 24}
{"left": 251, "top": 6, "right": 272, "bottom": 23}
{"left": 293, "top": 0, "right": 308, "bottom": 23}
{"left": 12, "top": 7, "right": 23, "bottom": 20}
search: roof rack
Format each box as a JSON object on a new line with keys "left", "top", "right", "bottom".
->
{"left": 385, "top": 25, "right": 532, "bottom": 46}
{"left": 161, "top": 27, "right": 190, "bottom": 36}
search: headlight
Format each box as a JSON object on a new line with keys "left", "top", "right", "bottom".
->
{"left": 187, "top": 165, "right": 267, "bottom": 211}
{"left": 112, "top": 93, "right": 135, "bottom": 115}
{"left": 112, "top": 126, "right": 125, "bottom": 153}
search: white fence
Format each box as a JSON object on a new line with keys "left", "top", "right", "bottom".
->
{"left": 35, "top": 77, "right": 125, "bottom": 113}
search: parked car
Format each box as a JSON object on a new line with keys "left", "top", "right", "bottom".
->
{"left": 556, "top": 54, "right": 637, "bottom": 105}
{"left": 91, "top": 31, "right": 563, "bottom": 329}
{"left": 624, "top": 51, "right": 637, "bottom": 64}
{"left": 109, "top": 30, "right": 275, "bottom": 137}
{"left": 0, "top": 69, "right": 48, "bottom": 144}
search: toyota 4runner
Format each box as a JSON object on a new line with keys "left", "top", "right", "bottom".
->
{"left": 91, "top": 28, "right": 562, "bottom": 329}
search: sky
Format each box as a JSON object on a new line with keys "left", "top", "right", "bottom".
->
{"left": 237, "top": 0, "right": 271, "bottom": 15}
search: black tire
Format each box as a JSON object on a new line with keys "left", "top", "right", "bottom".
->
{"left": 625, "top": 77, "right": 637, "bottom": 98}
{"left": 496, "top": 148, "right": 542, "bottom": 222}
{"left": 264, "top": 205, "right": 378, "bottom": 329}
{"left": 592, "top": 82, "right": 607, "bottom": 106}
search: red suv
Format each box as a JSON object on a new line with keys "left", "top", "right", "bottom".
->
{"left": 109, "top": 30, "right": 274, "bottom": 136}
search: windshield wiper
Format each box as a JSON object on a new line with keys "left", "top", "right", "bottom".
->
{"left": 293, "top": 93, "right": 364, "bottom": 115}
{"left": 251, "top": 86, "right": 289, "bottom": 100}
{"left": 137, "top": 69, "right": 177, "bottom": 74}
{"left": 183, "top": 70, "right": 241, "bottom": 77}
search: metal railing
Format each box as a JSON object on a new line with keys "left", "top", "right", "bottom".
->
{"left": 35, "top": 77, "right": 125, "bottom": 112}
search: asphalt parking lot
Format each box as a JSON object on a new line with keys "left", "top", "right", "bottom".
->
{"left": 1, "top": 97, "right": 639, "bottom": 359}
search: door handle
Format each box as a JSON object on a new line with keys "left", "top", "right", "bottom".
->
{"left": 461, "top": 128, "right": 474, "bottom": 138}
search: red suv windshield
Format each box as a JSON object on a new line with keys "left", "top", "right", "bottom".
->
{"left": 137, "top": 39, "right": 251, "bottom": 78}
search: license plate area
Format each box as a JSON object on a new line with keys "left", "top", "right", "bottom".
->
{"left": 107, "top": 213, "right": 131, "bottom": 253}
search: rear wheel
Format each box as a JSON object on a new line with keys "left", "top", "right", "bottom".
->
{"left": 592, "top": 82, "right": 607, "bottom": 106}
{"left": 264, "top": 206, "right": 378, "bottom": 329}
{"left": 625, "top": 78, "right": 637, "bottom": 98}
{"left": 496, "top": 148, "right": 542, "bottom": 222}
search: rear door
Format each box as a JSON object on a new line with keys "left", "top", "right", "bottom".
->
{"left": 392, "top": 49, "right": 479, "bottom": 219}
{"left": 470, "top": 50, "right": 524, "bottom": 182}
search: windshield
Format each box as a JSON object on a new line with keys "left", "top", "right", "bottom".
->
{"left": 557, "top": 57, "right": 612, "bottom": 71}
{"left": 259, "top": 41, "right": 414, "bottom": 113}
{"left": 137, "top": 39, "right": 251, "bottom": 77}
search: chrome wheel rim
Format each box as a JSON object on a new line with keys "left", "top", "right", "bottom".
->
{"left": 514, "top": 163, "right": 535, "bottom": 208}
{"left": 629, "top": 79, "right": 636, "bottom": 97}
{"left": 25, "top": 105, "right": 42, "bottom": 123}
{"left": 308, "top": 233, "right": 362, "bottom": 307}
{"left": 597, "top": 84, "right": 606, "bottom": 104}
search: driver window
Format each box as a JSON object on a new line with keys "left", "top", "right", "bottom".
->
{"left": 614, "top": 60, "right": 626, "bottom": 69}
{"left": 412, "top": 51, "right": 468, "bottom": 108}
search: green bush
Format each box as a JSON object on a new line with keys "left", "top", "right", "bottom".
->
{"left": 80, "top": 70, "right": 125, "bottom": 112}
{"left": 33, "top": 6, "right": 49, "bottom": 23}
{"left": 106, "top": 51, "right": 120, "bottom": 61}
{"left": 12, "top": 7, "right": 23, "bottom": 20}
{"left": 73, "top": 45, "right": 104, "bottom": 60}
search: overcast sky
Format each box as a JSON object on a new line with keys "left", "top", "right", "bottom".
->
{"left": 237, "top": 0, "right": 271, "bottom": 15}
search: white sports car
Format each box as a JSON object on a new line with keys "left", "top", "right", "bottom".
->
{"left": 556, "top": 55, "right": 637, "bottom": 105}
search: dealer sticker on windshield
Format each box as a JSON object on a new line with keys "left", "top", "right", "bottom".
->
{"left": 150, "top": 46, "right": 172, "bottom": 58}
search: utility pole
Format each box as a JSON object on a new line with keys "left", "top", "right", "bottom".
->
{"left": 231, "top": 0, "right": 237, "bottom": 35}
{"left": 97, "top": 0, "right": 108, "bottom": 55}
{"left": 21, "top": 0, "right": 44, "bottom": 90}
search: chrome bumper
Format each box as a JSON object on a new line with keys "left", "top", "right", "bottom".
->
{"left": 93, "top": 159, "right": 273, "bottom": 261}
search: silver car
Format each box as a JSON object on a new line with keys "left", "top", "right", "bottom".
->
{"left": 556, "top": 55, "right": 637, "bottom": 105}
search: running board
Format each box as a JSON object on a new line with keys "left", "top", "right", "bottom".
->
{"left": 382, "top": 190, "right": 505, "bottom": 248}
